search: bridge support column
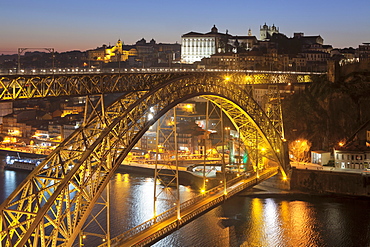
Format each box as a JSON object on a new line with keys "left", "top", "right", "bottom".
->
{"left": 153, "top": 107, "right": 181, "bottom": 219}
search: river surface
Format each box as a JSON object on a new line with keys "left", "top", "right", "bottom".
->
{"left": 1, "top": 166, "right": 370, "bottom": 247}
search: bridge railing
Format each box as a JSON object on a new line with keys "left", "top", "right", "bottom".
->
{"left": 0, "top": 67, "right": 325, "bottom": 76}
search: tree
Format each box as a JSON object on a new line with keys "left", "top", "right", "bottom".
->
{"left": 289, "top": 139, "right": 311, "bottom": 162}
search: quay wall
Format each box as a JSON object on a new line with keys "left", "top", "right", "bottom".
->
{"left": 290, "top": 167, "right": 370, "bottom": 197}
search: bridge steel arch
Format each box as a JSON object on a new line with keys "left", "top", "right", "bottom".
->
{"left": 0, "top": 73, "right": 289, "bottom": 246}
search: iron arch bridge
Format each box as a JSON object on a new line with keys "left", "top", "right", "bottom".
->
{"left": 0, "top": 70, "right": 295, "bottom": 246}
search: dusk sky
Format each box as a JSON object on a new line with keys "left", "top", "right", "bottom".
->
{"left": 1, "top": 0, "right": 369, "bottom": 54}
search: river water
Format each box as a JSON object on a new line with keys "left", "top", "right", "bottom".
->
{"left": 1, "top": 167, "right": 370, "bottom": 247}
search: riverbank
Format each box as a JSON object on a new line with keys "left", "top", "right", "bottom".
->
{"left": 0, "top": 149, "right": 47, "bottom": 158}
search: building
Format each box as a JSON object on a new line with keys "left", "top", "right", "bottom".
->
{"left": 135, "top": 38, "right": 181, "bottom": 67}
{"left": 334, "top": 121, "right": 370, "bottom": 170}
{"left": 87, "top": 40, "right": 138, "bottom": 65}
{"left": 311, "top": 150, "right": 331, "bottom": 166}
{"left": 181, "top": 25, "right": 231, "bottom": 64}
{"left": 359, "top": 43, "right": 370, "bottom": 60}
{"left": 181, "top": 25, "right": 260, "bottom": 64}
{"left": 260, "top": 23, "right": 279, "bottom": 41}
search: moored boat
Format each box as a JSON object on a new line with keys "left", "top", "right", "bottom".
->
{"left": 5, "top": 155, "right": 42, "bottom": 171}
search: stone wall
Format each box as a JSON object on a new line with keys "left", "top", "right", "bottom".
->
{"left": 328, "top": 59, "right": 370, "bottom": 82}
{"left": 290, "top": 167, "right": 370, "bottom": 197}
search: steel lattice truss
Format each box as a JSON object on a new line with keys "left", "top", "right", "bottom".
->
{"left": 0, "top": 73, "right": 288, "bottom": 246}
{"left": 0, "top": 71, "right": 317, "bottom": 100}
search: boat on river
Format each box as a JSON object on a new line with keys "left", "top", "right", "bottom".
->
{"left": 4, "top": 154, "right": 42, "bottom": 171}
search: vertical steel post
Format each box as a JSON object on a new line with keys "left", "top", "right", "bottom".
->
{"left": 256, "top": 129, "right": 259, "bottom": 178}
{"left": 106, "top": 182, "right": 111, "bottom": 246}
{"left": 106, "top": 112, "right": 111, "bottom": 246}
{"left": 174, "top": 107, "right": 180, "bottom": 219}
{"left": 154, "top": 117, "right": 160, "bottom": 218}
{"left": 221, "top": 105, "right": 227, "bottom": 194}
{"left": 238, "top": 127, "right": 241, "bottom": 174}
{"left": 202, "top": 100, "right": 209, "bottom": 192}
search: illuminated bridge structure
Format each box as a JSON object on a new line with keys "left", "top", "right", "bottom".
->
{"left": 0, "top": 69, "right": 322, "bottom": 246}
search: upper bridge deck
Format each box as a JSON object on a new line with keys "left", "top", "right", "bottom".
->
{"left": 0, "top": 67, "right": 324, "bottom": 76}
{"left": 0, "top": 68, "right": 325, "bottom": 101}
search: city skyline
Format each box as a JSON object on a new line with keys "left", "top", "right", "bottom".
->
{"left": 1, "top": 0, "right": 369, "bottom": 54}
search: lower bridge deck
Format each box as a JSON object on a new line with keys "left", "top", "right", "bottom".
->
{"left": 103, "top": 168, "right": 278, "bottom": 247}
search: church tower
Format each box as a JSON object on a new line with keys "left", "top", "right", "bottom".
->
{"left": 260, "top": 23, "right": 279, "bottom": 41}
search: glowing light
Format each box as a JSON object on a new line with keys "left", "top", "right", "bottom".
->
{"left": 82, "top": 235, "right": 86, "bottom": 239}
{"left": 282, "top": 176, "right": 287, "bottom": 181}
{"left": 123, "top": 173, "right": 129, "bottom": 182}
{"left": 200, "top": 188, "right": 206, "bottom": 194}
{"left": 339, "top": 142, "right": 344, "bottom": 147}
{"left": 224, "top": 76, "right": 231, "bottom": 81}
{"left": 260, "top": 147, "right": 266, "bottom": 152}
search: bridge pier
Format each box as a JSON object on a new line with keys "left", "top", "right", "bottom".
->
{"left": 256, "top": 170, "right": 291, "bottom": 190}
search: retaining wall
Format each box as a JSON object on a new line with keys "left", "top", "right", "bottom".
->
{"left": 290, "top": 167, "right": 370, "bottom": 197}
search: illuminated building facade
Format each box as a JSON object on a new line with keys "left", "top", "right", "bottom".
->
{"left": 87, "top": 40, "right": 138, "bottom": 63}
{"left": 181, "top": 25, "right": 258, "bottom": 64}
{"left": 181, "top": 25, "right": 231, "bottom": 64}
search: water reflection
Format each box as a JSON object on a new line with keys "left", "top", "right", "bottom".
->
{"left": 1, "top": 168, "right": 370, "bottom": 247}
{"left": 0, "top": 169, "right": 30, "bottom": 203}
{"left": 156, "top": 194, "right": 370, "bottom": 247}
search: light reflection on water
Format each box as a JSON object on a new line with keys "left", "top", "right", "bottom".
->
{"left": 155, "top": 194, "right": 370, "bottom": 247}
{"left": 1, "top": 168, "right": 370, "bottom": 247}
{"left": 108, "top": 172, "right": 198, "bottom": 238}
{"left": 0, "top": 169, "right": 30, "bottom": 203}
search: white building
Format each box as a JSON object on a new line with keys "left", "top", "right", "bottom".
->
{"left": 181, "top": 25, "right": 261, "bottom": 64}
{"left": 311, "top": 150, "right": 331, "bottom": 166}
{"left": 181, "top": 25, "right": 228, "bottom": 64}
{"left": 334, "top": 129, "right": 370, "bottom": 170}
